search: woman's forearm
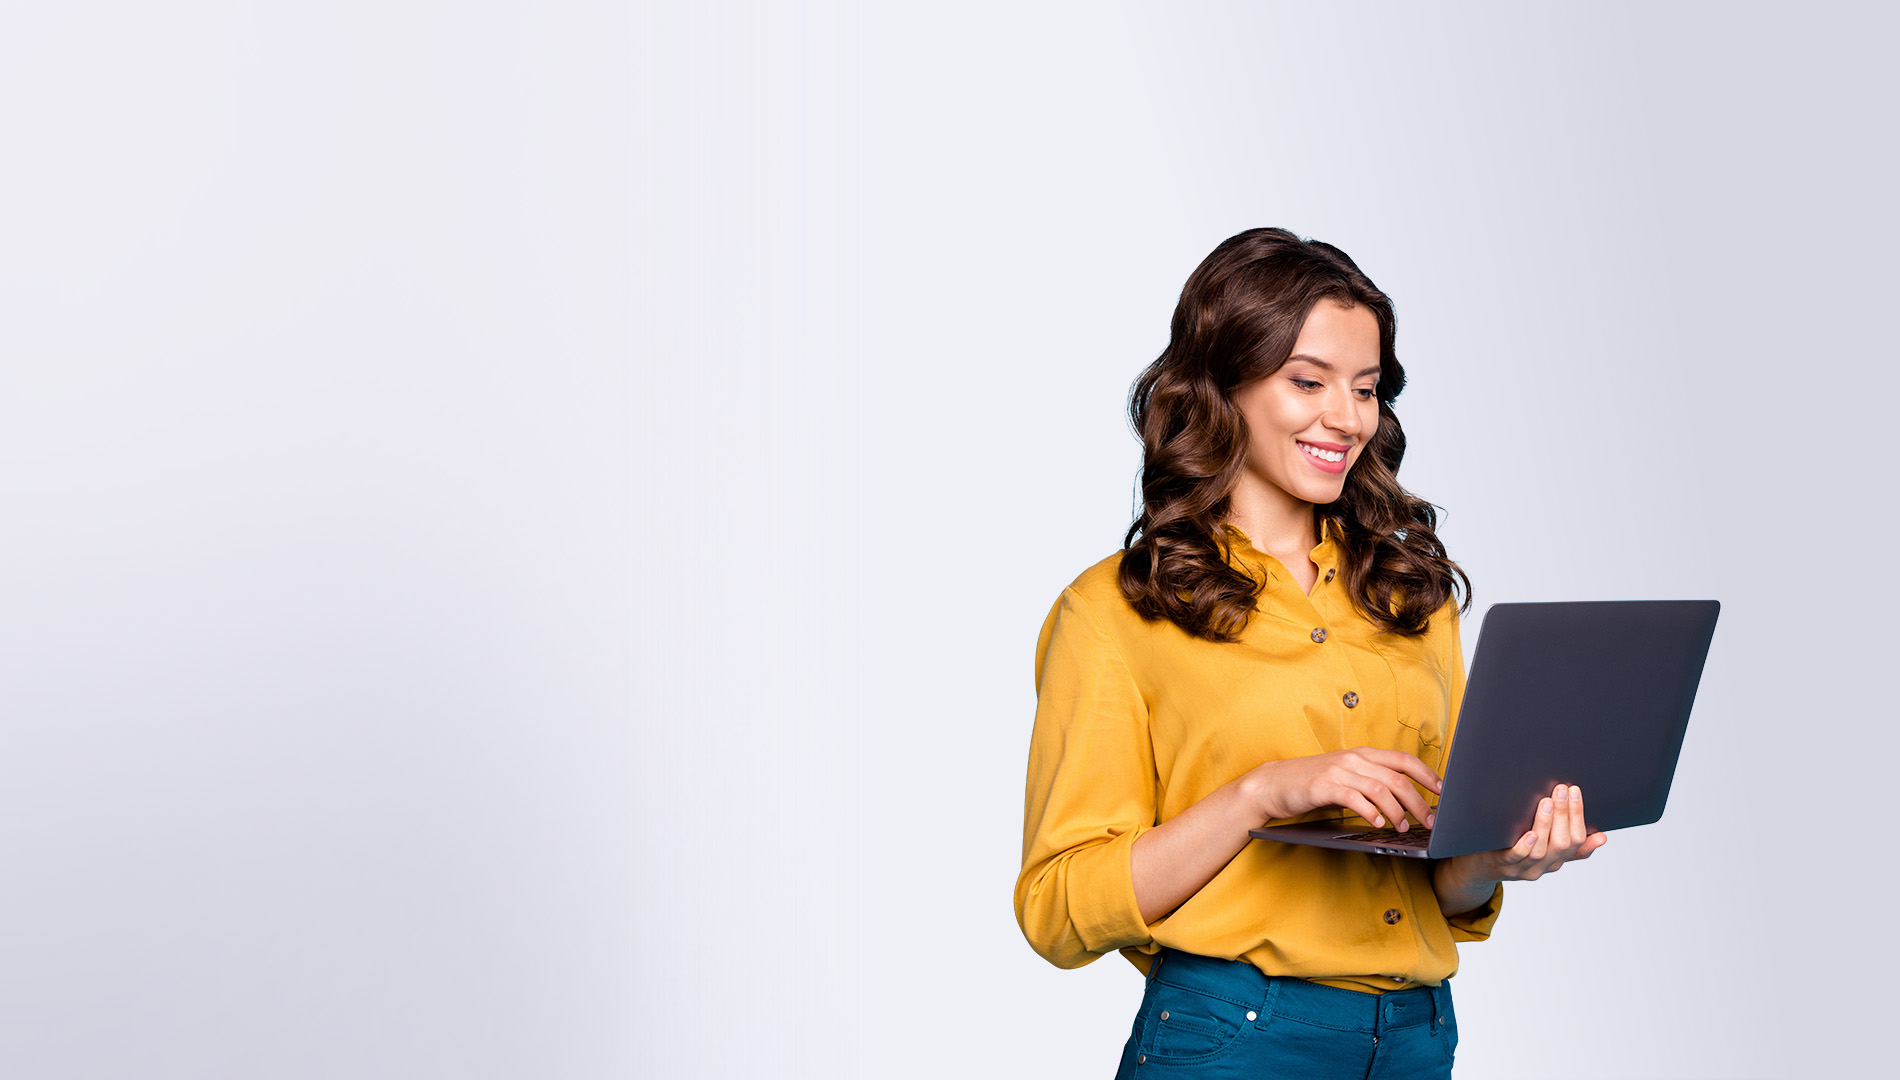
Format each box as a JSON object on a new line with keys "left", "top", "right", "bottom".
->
{"left": 1129, "top": 776, "right": 1265, "bottom": 925}
{"left": 1432, "top": 854, "right": 1502, "bottom": 917}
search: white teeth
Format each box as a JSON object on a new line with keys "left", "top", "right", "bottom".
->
{"left": 1300, "top": 442, "right": 1345, "bottom": 463}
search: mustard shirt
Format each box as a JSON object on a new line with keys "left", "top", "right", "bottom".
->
{"left": 1015, "top": 523, "right": 1503, "bottom": 993}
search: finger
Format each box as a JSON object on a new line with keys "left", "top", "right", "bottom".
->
{"left": 1494, "top": 828, "right": 1538, "bottom": 873}
{"left": 1570, "top": 785, "right": 1590, "bottom": 849}
{"left": 1336, "top": 770, "right": 1410, "bottom": 832}
{"left": 1528, "top": 797, "right": 1554, "bottom": 860}
{"left": 1345, "top": 764, "right": 1428, "bottom": 832}
{"left": 1339, "top": 789, "right": 1388, "bottom": 830}
{"left": 1358, "top": 747, "right": 1444, "bottom": 794}
{"left": 1361, "top": 766, "right": 1435, "bottom": 832}
{"left": 1369, "top": 786, "right": 1409, "bottom": 832}
{"left": 1573, "top": 831, "right": 1609, "bottom": 859}
{"left": 1548, "top": 784, "right": 1577, "bottom": 853}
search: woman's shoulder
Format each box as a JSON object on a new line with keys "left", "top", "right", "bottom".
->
{"left": 1055, "top": 550, "right": 1132, "bottom": 612}
{"left": 1036, "top": 551, "right": 1153, "bottom": 638}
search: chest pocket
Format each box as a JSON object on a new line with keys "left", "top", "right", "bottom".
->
{"left": 1373, "top": 644, "right": 1451, "bottom": 774}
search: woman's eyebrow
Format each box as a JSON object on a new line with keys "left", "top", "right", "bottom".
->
{"left": 1287, "top": 354, "right": 1382, "bottom": 378}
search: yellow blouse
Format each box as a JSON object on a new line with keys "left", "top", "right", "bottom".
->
{"left": 1014, "top": 523, "right": 1503, "bottom": 993}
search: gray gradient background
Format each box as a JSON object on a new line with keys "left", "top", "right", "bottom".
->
{"left": 4, "top": 2, "right": 1893, "bottom": 1078}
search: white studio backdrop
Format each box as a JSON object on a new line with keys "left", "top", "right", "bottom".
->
{"left": 4, "top": 2, "right": 1895, "bottom": 1078}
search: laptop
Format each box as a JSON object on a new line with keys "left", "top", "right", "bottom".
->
{"left": 1248, "top": 600, "right": 1720, "bottom": 859}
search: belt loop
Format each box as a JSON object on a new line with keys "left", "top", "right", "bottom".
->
{"left": 1257, "top": 975, "right": 1281, "bottom": 1027}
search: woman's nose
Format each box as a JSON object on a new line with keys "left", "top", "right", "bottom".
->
{"left": 1323, "top": 391, "right": 1362, "bottom": 435}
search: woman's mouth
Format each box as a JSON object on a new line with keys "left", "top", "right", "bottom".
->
{"left": 1298, "top": 440, "right": 1349, "bottom": 474}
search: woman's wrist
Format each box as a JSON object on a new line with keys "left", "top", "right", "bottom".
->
{"left": 1233, "top": 762, "right": 1287, "bottom": 823}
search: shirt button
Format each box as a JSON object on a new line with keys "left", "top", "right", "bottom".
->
{"left": 1383, "top": 908, "right": 1402, "bottom": 924}
{"left": 1342, "top": 691, "right": 1359, "bottom": 708}
{"left": 1311, "top": 627, "right": 1327, "bottom": 643}
{"left": 1324, "top": 568, "right": 1335, "bottom": 582}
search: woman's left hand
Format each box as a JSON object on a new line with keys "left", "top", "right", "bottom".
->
{"left": 1466, "top": 782, "right": 1608, "bottom": 881}
{"left": 1434, "top": 783, "right": 1607, "bottom": 916}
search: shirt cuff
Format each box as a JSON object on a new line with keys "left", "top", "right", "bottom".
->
{"left": 1447, "top": 881, "right": 1505, "bottom": 942}
{"left": 1069, "top": 824, "right": 1155, "bottom": 956}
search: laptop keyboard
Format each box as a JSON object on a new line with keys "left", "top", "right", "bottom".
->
{"left": 1334, "top": 827, "right": 1432, "bottom": 849}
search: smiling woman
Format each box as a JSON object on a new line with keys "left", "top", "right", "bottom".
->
{"left": 1016, "top": 228, "right": 1605, "bottom": 1079}
{"left": 1118, "top": 229, "right": 1466, "bottom": 642}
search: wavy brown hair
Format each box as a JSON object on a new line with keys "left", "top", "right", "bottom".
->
{"left": 1119, "top": 227, "right": 1470, "bottom": 641}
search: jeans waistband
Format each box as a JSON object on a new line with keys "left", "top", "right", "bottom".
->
{"left": 1151, "top": 948, "right": 1450, "bottom": 1034}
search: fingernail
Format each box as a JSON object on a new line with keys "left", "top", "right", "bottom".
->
{"left": 1556, "top": 786, "right": 1569, "bottom": 801}
{"left": 1427, "top": 813, "right": 1436, "bottom": 829}
{"left": 1374, "top": 815, "right": 1385, "bottom": 827}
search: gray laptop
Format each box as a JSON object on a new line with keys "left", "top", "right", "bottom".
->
{"left": 1248, "top": 600, "right": 1720, "bottom": 859}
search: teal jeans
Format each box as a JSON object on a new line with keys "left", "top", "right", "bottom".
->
{"left": 1115, "top": 949, "right": 1457, "bottom": 1079}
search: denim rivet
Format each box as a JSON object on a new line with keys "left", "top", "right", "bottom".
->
{"left": 1138, "top": 1054, "right": 1146, "bottom": 1064}
{"left": 1159, "top": 1011, "right": 1169, "bottom": 1021}
{"left": 1246, "top": 1010, "right": 1257, "bottom": 1022}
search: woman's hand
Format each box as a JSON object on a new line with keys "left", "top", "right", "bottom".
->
{"left": 1130, "top": 746, "right": 1441, "bottom": 924}
{"left": 1239, "top": 746, "right": 1443, "bottom": 832}
{"left": 1434, "top": 783, "right": 1608, "bottom": 917}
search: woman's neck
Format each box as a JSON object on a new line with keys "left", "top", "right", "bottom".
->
{"left": 1225, "top": 480, "right": 1318, "bottom": 558}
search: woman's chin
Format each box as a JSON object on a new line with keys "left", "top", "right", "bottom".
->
{"left": 1292, "top": 479, "right": 1348, "bottom": 505}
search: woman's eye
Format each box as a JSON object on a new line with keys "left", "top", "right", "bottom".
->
{"left": 1354, "top": 388, "right": 1377, "bottom": 400}
{"left": 1290, "top": 378, "right": 1321, "bottom": 391}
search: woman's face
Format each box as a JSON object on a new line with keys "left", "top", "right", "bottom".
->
{"left": 1230, "top": 300, "right": 1384, "bottom": 509}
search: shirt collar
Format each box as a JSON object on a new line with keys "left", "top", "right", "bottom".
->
{"left": 1219, "top": 517, "right": 1341, "bottom": 585}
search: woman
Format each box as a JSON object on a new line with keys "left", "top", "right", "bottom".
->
{"left": 1014, "top": 228, "right": 1606, "bottom": 1078}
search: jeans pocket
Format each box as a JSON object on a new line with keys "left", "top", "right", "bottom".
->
{"left": 1136, "top": 982, "right": 1253, "bottom": 1065}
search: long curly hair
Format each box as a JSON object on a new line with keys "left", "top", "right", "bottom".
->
{"left": 1119, "top": 227, "right": 1470, "bottom": 641}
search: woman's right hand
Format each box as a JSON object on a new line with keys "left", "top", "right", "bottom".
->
{"left": 1129, "top": 746, "right": 1443, "bottom": 923}
{"left": 1239, "top": 747, "right": 1443, "bottom": 831}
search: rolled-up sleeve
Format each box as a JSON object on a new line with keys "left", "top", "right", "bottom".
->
{"left": 1014, "top": 586, "right": 1157, "bottom": 968}
{"left": 1447, "top": 882, "right": 1505, "bottom": 941}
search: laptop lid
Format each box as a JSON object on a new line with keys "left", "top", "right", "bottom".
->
{"left": 1424, "top": 599, "right": 1719, "bottom": 858}
{"left": 1249, "top": 599, "right": 1720, "bottom": 859}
